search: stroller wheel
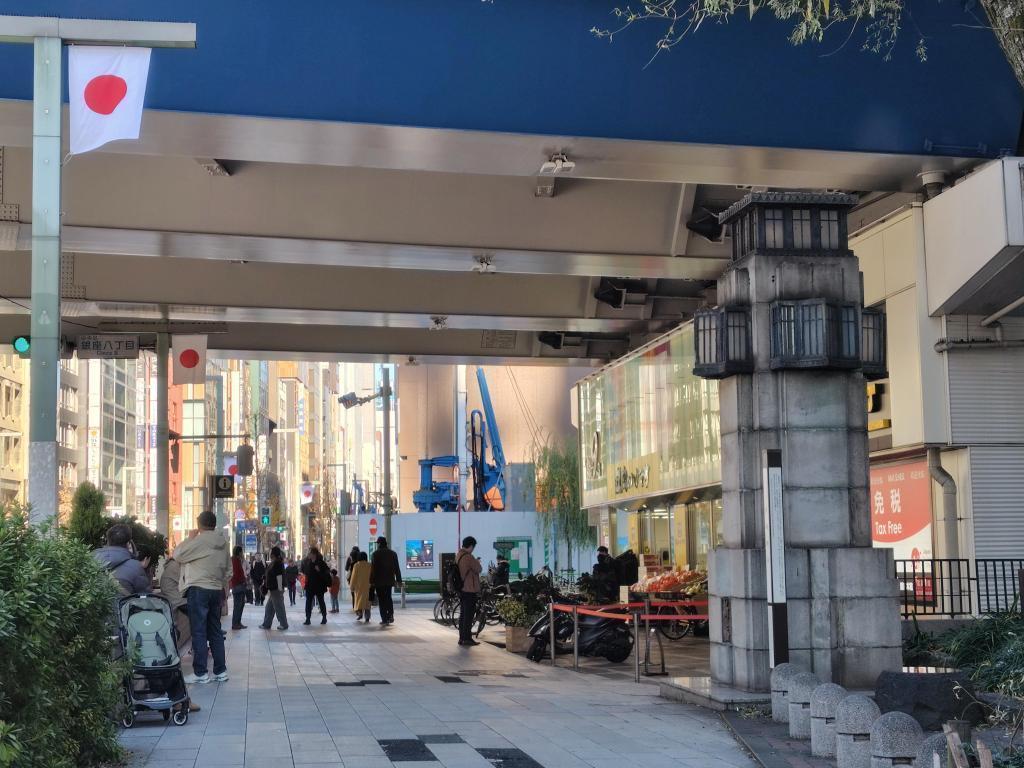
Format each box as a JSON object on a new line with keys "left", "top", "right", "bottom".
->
{"left": 172, "top": 708, "right": 189, "bottom": 726}
{"left": 121, "top": 712, "right": 135, "bottom": 729}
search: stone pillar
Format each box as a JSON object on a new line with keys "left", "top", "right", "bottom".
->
{"left": 704, "top": 193, "right": 902, "bottom": 692}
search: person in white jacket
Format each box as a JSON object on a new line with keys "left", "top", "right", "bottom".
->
{"left": 174, "top": 510, "right": 230, "bottom": 684}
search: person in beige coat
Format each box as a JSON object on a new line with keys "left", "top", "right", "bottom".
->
{"left": 348, "top": 552, "right": 372, "bottom": 622}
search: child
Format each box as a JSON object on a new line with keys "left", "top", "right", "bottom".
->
{"left": 329, "top": 568, "right": 342, "bottom": 613}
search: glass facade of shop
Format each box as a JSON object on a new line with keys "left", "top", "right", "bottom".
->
{"left": 578, "top": 322, "right": 723, "bottom": 570}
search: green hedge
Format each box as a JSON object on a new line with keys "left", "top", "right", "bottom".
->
{"left": 0, "top": 508, "right": 125, "bottom": 768}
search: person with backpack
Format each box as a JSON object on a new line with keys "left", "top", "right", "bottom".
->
{"left": 369, "top": 536, "right": 402, "bottom": 625}
{"left": 94, "top": 523, "right": 152, "bottom": 596}
{"left": 348, "top": 552, "right": 372, "bottom": 622}
{"left": 454, "top": 536, "right": 483, "bottom": 647}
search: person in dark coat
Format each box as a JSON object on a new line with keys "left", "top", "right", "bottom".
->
{"left": 301, "top": 547, "right": 331, "bottom": 625}
{"left": 369, "top": 536, "right": 402, "bottom": 625}
{"left": 284, "top": 559, "right": 300, "bottom": 606}
{"left": 250, "top": 554, "right": 267, "bottom": 606}
{"left": 344, "top": 546, "right": 361, "bottom": 608}
{"left": 492, "top": 555, "right": 510, "bottom": 588}
{"left": 592, "top": 552, "right": 620, "bottom": 604}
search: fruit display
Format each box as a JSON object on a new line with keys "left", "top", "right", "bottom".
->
{"left": 631, "top": 568, "right": 708, "bottom": 596}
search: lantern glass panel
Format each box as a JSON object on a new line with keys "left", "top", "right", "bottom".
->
{"left": 793, "top": 209, "right": 812, "bottom": 248}
{"left": 819, "top": 209, "right": 840, "bottom": 249}
{"left": 765, "top": 209, "right": 784, "bottom": 248}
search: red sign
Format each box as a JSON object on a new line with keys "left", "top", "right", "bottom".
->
{"left": 870, "top": 459, "right": 932, "bottom": 561}
{"left": 368, "top": 518, "right": 378, "bottom": 536}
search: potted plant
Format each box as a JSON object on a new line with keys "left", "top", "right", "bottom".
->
{"left": 496, "top": 596, "right": 533, "bottom": 653}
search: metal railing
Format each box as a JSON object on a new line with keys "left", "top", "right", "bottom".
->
{"left": 894, "top": 559, "right": 1023, "bottom": 618}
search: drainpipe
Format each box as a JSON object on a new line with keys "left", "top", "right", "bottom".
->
{"left": 925, "top": 448, "right": 962, "bottom": 618}
{"left": 927, "top": 448, "right": 958, "bottom": 558}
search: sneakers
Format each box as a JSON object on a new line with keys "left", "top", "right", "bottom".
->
{"left": 213, "top": 671, "right": 229, "bottom": 682}
{"left": 184, "top": 672, "right": 210, "bottom": 684}
{"left": 258, "top": 624, "right": 272, "bottom": 630}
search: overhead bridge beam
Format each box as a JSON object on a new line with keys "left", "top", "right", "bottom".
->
{"left": 13, "top": 224, "right": 727, "bottom": 280}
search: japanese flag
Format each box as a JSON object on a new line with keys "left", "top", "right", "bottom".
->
{"left": 171, "top": 335, "right": 206, "bottom": 386}
{"left": 223, "top": 454, "right": 239, "bottom": 477}
{"left": 300, "top": 483, "right": 315, "bottom": 507}
{"left": 69, "top": 46, "right": 152, "bottom": 155}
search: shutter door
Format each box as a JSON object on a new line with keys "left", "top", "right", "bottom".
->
{"left": 947, "top": 348, "right": 1024, "bottom": 445}
{"left": 970, "top": 446, "right": 1024, "bottom": 559}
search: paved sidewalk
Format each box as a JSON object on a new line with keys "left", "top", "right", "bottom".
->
{"left": 119, "top": 598, "right": 755, "bottom": 768}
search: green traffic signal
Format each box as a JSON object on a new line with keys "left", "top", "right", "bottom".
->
{"left": 12, "top": 335, "right": 30, "bottom": 356}
{"left": 261, "top": 514, "right": 271, "bottom": 525}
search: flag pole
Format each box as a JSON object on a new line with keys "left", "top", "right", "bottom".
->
{"left": 0, "top": 15, "right": 195, "bottom": 523}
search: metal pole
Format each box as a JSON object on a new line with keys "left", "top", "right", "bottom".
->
{"left": 401, "top": 581, "right": 406, "bottom": 609}
{"left": 549, "top": 602, "right": 556, "bottom": 666}
{"left": 633, "top": 611, "right": 641, "bottom": 683}
{"left": 27, "top": 35, "right": 61, "bottom": 524}
{"left": 572, "top": 605, "right": 579, "bottom": 671}
{"left": 644, "top": 596, "right": 652, "bottom": 675}
{"left": 155, "top": 332, "right": 169, "bottom": 538}
{"left": 382, "top": 366, "right": 392, "bottom": 543}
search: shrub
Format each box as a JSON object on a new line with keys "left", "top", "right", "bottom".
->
{"left": 496, "top": 596, "right": 533, "bottom": 627}
{"left": 66, "top": 481, "right": 167, "bottom": 566}
{"left": 0, "top": 506, "right": 126, "bottom": 768}
{"left": 67, "top": 481, "right": 107, "bottom": 548}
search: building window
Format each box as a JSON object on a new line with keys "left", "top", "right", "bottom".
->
{"left": 59, "top": 385, "right": 78, "bottom": 412}
{"left": 693, "top": 306, "right": 753, "bottom": 379}
{"left": 764, "top": 209, "right": 785, "bottom": 249}
{"left": 59, "top": 423, "right": 77, "bottom": 450}
{"left": 58, "top": 460, "right": 76, "bottom": 487}
{"left": 793, "top": 209, "right": 812, "bottom": 248}
{"left": 819, "top": 209, "right": 840, "bottom": 249}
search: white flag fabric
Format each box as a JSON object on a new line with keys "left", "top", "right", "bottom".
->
{"left": 69, "top": 46, "right": 152, "bottom": 155}
{"left": 171, "top": 335, "right": 206, "bottom": 387}
{"left": 300, "top": 483, "right": 315, "bottom": 507}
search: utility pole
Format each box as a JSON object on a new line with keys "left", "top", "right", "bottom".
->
{"left": 381, "top": 366, "right": 392, "bottom": 543}
{"left": 0, "top": 15, "right": 195, "bottom": 524}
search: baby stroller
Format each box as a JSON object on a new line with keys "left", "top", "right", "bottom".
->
{"left": 117, "top": 594, "right": 190, "bottom": 727}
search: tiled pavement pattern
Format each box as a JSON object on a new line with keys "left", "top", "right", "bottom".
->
{"left": 119, "top": 598, "right": 754, "bottom": 768}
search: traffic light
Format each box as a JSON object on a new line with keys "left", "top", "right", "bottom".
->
{"left": 276, "top": 524, "right": 285, "bottom": 533}
{"left": 261, "top": 512, "right": 271, "bottom": 526}
{"left": 11, "top": 335, "right": 29, "bottom": 358}
{"left": 236, "top": 444, "right": 254, "bottom": 476}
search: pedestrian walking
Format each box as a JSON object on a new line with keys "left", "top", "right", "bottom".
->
{"left": 156, "top": 555, "right": 201, "bottom": 714}
{"left": 349, "top": 552, "right": 372, "bottom": 622}
{"left": 344, "top": 545, "right": 360, "bottom": 608}
{"left": 301, "top": 547, "right": 331, "bottom": 625}
{"left": 285, "top": 559, "right": 299, "bottom": 606}
{"left": 250, "top": 554, "right": 266, "bottom": 606}
{"left": 174, "top": 511, "right": 231, "bottom": 684}
{"left": 229, "top": 545, "right": 248, "bottom": 630}
{"left": 456, "top": 536, "right": 483, "bottom": 647}
{"left": 370, "top": 536, "right": 402, "bottom": 626}
{"left": 258, "top": 546, "right": 289, "bottom": 631}
{"left": 329, "top": 568, "right": 342, "bottom": 613}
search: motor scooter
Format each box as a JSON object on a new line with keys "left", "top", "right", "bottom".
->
{"left": 525, "top": 602, "right": 633, "bottom": 663}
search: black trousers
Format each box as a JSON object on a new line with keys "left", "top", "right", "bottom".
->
{"left": 305, "top": 591, "right": 326, "bottom": 620}
{"left": 458, "top": 591, "right": 478, "bottom": 643}
{"left": 288, "top": 583, "right": 296, "bottom": 605}
{"left": 377, "top": 586, "right": 394, "bottom": 623}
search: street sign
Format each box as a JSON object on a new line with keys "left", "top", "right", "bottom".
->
{"left": 76, "top": 334, "right": 140, "bottom": 359}
{"left": 243, "top": 533, "right": 257, "bottom": 554}
{"left": 369, "top": 517, "right": 378, "bottom": 536}
{"left": 212, "top": 474, "right": 234, "bottom": 499}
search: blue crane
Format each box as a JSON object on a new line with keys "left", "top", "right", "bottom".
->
{"left": 470, "top": 368, "right": 506, "bottom": 511}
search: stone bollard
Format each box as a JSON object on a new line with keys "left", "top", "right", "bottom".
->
{"left": 788, "top": 672, "right": 820, "bottom": 739}
{"left": 770, "top": 663, "right": 800, "bottom": 723}
{"left": 836, "top": 694, "right": 881, "bottom": 768}
{"left": 914, "top": 733, "right": 948, "bottom": 768}
{"left": 870, "top": 711, "right": 924, "bottom": 768}
{"left": 810, "top": 682, "right": 848, "bottom": 758}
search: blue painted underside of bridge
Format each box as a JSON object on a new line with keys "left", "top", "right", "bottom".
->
{"left": 0, "top": 0, "right": 1020, "bottom": 158}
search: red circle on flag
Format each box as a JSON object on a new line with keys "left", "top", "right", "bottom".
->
{"left": 179, "top": 349, "right": 200, "bottom": 369}
{"left": 84, "top": 75, "right": 128, "bottom": 115}
{"left": 369, "top": 518, "right": 378, "bottom": 536}
{"left": 227, "top": 464, "right": 238, "bottom": 476}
